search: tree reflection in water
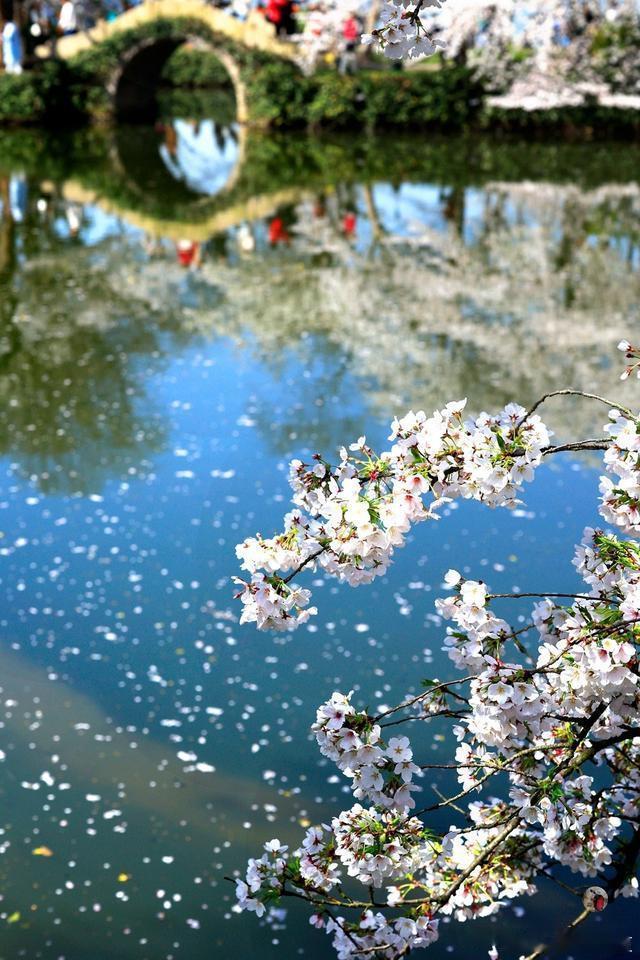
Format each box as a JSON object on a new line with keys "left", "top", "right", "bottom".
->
{"left": 0, "top": 125, "right": 638, "bottom": 487}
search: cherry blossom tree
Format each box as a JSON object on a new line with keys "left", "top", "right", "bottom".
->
{"left": 362, "top": 0, "right": 640, "bottom": 108}
{"left": 231, "top": 339, "right": 640, "bottom": 959}
{"left": 362, "top": 0, "right": 632, "bottom": 65}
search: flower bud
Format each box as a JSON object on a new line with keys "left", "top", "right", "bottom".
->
{"left": 582, "top": 886, "right": 608, "bottom": 912}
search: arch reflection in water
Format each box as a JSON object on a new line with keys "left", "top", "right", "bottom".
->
{"left": 157, "top": 119, "right": 242, "bottom": 198}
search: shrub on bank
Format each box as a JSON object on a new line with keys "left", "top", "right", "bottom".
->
{"left": 245, "top": 63, "right": 484, "bottom": 128}
{"left": 314, "top": 67, "right": 484, "bottom": 128}
{"left": 242, "top": 60, "right": 312, "bottom": 126}
{"left": 0, "top": 61, "right": 69, "bottom": 124}
{"left": 0, "top": 72, "right": 44, "bottom": 124}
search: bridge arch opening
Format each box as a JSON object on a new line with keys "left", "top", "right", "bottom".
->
{"left": 112, "top": 36, "right": 247, "bottom": 124}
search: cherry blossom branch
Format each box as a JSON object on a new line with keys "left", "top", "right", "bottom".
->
{"left": 379, "top": 707, "right": 469, "bottom": 729}
{"left": 542, "top": 439, "right": 608, "bottom": 455}
{"left": 432, "top": 815, "right": 522, "bottom": 907}
{"left": 239, "top": 413, "right": 620, "bottom": 619}
{"left": 408, "top": 0, "right": 425, "bottom": 23}
{"left": 521, "top": 388, "right": 636, "bottom": 424}
{"left": 224, "top": 875, "right": 375, "bottom": 911}
{"left": 416, "top": 705, "right": 621, "bottom": 910}
{"left": 489, "top": 592, "right": 597, "bottom": 601}
{"left": 415, "top": 723, "right": 629, "bottom": 819}
{"left": 374, "top": 675, "right": 476, "bottom": 722}
{"left": 233, "top": 349, "right": 640, "bottom": 958}
{"left": 281, "top": 548, "right": 325, "bottom": 584}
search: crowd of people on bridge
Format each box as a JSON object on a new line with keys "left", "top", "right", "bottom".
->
{"left": 0, "top": 0, "right": 146, "bottom": 71}
{"left": 1, "top": 0, "right": 366, "bottom": 75}
{"left": 1, "top": 0, "right": 85, "bottom": 71}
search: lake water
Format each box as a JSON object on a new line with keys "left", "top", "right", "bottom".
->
{"left": 0, "top": 117, "right": 639, "bottom": 960}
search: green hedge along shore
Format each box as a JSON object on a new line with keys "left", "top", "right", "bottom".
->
{"left": 1, "top": 42, "right": 640, "bottom": 136}
{"left": 0, "top": 55, "right": 483, "bottom": 130}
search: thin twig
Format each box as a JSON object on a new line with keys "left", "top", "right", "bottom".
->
{"left": 489, "top": 592, "right": 596, "bottom": 601}
{"left": 542, "top": 439, "right": 608, "bottom": 455}
{"left": 374, "top": 675, "right": 476, "bottom": 722}
{"left": 519, "top": 908, "right": 591, "bottom": 960}
{"left": 521, "top": 388, "right": 635, "bottom": 424}
{"left": 282, "top": 548, "right": 325, "bottom": 584}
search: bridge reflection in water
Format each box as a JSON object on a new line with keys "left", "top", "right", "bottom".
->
{"left": 54, "top": 121, "right": 315, "bottom": 244}
{"left": 0, "top": 117, "right": 638, "bottom": 492}
{"left": 3, "top": 118, "right": 639, "bottom": 267}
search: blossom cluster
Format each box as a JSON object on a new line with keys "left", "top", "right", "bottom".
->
{"left": 618, "top": 339, "right": 640, "bottom": 382}
{"left": 388, "top": 401, "right": 550, "bottom": 506}
{"left": 436, "top": 573, "right": 511, "bottom": 671}
{"left": 433, "top": 801, "right": 541, "bottom": 920}
{"left": 235, "top": 400, "right": 551, "bottom": 631}
{"left": 235, "top": 838, "right": 288, "bottom": 917}
{"left": 298, "top": 823, "right": 341, "bottom": 892}
{"left": 313, "top": 691, "right": 421, "bottom": 811}
{"left": 332, "top": 804, "right": 434, "bottom": 886}
{"left": 436, "top": 524, "right": 640, "bottom": 879}
{"left": 321, "top": 910, "right": 440, "bottom": 959}
{"left": 233, "top": 570, "right": 317, "bottom": 631}
{"left": 362, "top": 0, "right": 447, "bottom": 61}
{"left": 599, "top": 407, "right": 640, "bottom": 536}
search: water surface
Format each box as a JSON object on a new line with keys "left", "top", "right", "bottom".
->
{"left": 0, "top": 119, "right": 639, "bottom": 960}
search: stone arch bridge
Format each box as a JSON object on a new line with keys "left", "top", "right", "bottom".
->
{"left": 42, "top": 0, "right": 300, "bottom": 123}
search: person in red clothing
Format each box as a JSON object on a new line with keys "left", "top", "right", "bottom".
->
{"left": 339, "top": 13, "right": 359, "bottom": 74}
{"left": 266, "top": 0, "right": 294, "bottom": 34}
{"left": 268, "top": 217, "right": 290, "bottom": 245}
{"left": 342, "top": 211, "right": 357, "bottom": 237}
{"left": 343, "top": 14, "right": 359, "bottom": 44}
{"left": 176, "top": 239, "right": 202, "bottom": 269}
{"left": 265, "top": 0, "right": 282, "bottom": 28}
